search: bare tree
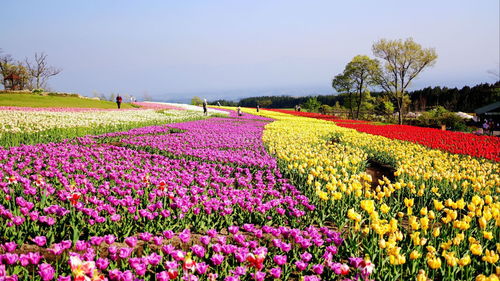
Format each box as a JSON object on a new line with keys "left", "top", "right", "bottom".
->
{"left": 25, "top": 52, "right": 62, "bottom": 89}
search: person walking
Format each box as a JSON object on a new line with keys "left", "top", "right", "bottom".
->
{"left": 237, "top": 106, "right": 242, "bottom": 117}
{"left": 256, "top": 104, "right": 260, "bottom": 112}
{"left": 203, "top": 99, "right": 208, "bottom": 116}
{"left": 116, "top": 95, "right": 123, "bottom": 109}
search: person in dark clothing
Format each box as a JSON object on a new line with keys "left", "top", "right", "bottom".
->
{"left": 256, "top": 104, "right": 260, "bottom": 112}
{"left": 203, "top": 99, "right": 208, "bottom": 116}
{"left": 116, "top": 95, "right": 123, "bottom": 109}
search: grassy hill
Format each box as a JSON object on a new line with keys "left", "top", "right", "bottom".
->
{"left": 0, "top": 92, "right": 136, "bottom": 109}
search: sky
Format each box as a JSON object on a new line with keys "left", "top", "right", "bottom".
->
{"left": 1, "top": 0, "right": 499, "bottom": 102}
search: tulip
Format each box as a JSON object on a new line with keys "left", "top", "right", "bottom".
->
{"left": 38, "top": 263, "right": 55, "bottom": 281}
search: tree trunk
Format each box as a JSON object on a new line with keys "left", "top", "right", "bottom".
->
{"left": 356, "top": 88, "right": 362, "bottom": 119}
{"left": 348, "top": 93, "right": 354, "bottom": 119}
{"left": 396, "top": 99, "right": 403, "bottom": 125}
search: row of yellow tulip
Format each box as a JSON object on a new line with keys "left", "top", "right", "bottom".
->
{"left": 238, "top": 108, "right": 499, "bottom": 281}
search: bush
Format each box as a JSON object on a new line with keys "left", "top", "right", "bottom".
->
{"left": 416, "top": 106, "right": 468, "bottom": 131}
{"left": 303, "top": 97, "right": 322, "bottom": 112}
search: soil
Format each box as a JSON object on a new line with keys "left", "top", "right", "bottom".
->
{"left": 364, "top": 159, "right": 396, "bottom": 189}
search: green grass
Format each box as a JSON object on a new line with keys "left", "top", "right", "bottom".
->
{"left": 0, "top": 93, "right": 135, "bottom": 109}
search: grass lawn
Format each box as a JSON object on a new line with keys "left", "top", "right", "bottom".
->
{"left": 0, "top": 93, "right": 136, "bottom": 109}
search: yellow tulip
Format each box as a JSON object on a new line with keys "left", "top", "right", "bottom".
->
{"left": 458, "top": 255, "right": 471, "bottom": 267}
{"left": 380, "top": 203, "right": 390, "bottom": 214}
{"left": 410, "top": 250, "right": 421, "bottom": 260}
{"left": 427, "top": 256, "right": 441, "bottom": 269}
{"left": 470, "top": 243, "right": 483, "bottom": 255}
{"left": 483, "top": 231, "right": 494, "bottom": 240}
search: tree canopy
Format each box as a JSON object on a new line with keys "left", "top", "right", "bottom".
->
{"left": 372, "top": 38, "right": 438, "bottom": 124}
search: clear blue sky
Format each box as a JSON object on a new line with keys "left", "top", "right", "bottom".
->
{"left": 1, "top": 0, "right": 498, "bottom": 101}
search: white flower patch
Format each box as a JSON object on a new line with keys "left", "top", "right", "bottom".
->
{"left": 0, "top": 109, "right": 206, "bottom": 135}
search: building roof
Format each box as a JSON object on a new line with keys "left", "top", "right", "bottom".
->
{"left": 4, "top": 74, "right": 20, "bottom": 80}
{"left": 475, "top": 101, "right": 500, "bottom": 115}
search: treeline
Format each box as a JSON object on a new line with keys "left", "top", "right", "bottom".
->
{"left": 237, "top": 95, "right": 346, "bottom": 108}
{"left": 409, "top": 82, "right": 500, "bottom": 112}
{"left": 228, "top": 81, "right": 499, "bottom": 112}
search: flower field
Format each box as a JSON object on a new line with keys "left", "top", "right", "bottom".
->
{"left": 0, "top": 108, "right": 211, "bottom": 147}
{"left": 267, "top": 110, "right": 500, "bottom": 161}
{"left": 0, "top": 105, "right": 498, "bottom": 280}
{"left": 239, "top": 107, "right": 499, "bottom": 280}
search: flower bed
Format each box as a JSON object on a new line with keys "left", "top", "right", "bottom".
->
{"left": 0, "top": 225, "right": 372, "bottom": 281}
{"left": 239, "top": 108, "right": 499, "bottom": 281}
{"left": 267, "top": 109, "right": 500, "bottom": 161}
{"left": 0, "top": 109, "right": 208, "bottom": 147}
{"left": 102, "top": 118, "right": 276, "bottom": 168}
{"left": 0, "top": 114, "right": 385, "bottom": 280}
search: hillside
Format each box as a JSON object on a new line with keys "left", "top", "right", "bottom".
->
{"left": 0, "top": 92, "right": 135, "bottom": 109}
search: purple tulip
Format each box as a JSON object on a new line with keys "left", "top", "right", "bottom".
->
{"left": 194, "top": 262, "right": 208, "bottom": 275}
{"left": 32, "top": 236, "right": 46, "bottom": 247}
{"left": 191, "top": 244, "right": 206, "bottom": 258}
{"left": 270, "top": 267, "right": 282, "bottom": 278}
{"left": 38, "top": 263, "right": 55, "bottom": 281}
{"left": 312, "top": 264, "right": 324, "bottom": 275}
{"left": 295, "top": 260, "right": 308, "bottom": 271}
{"left": 273, "top": 255, "right": 287, "bottom": 266}
{"left": 156, "top": 271, "right": 170, "bottom": 281}
{"left": 179, "top": 229, "right": 191, "bottom": 243}
{"left": 124, "top": 236, "right": 137, "bottom": 247}
{"left": 104, "top": 234, "right": 116, "bottom": 244}
{"left": 250, "top": 271, "right": 266, "bottom": 281}
{"left": 211, "top": 254, "right": 224, "bottom": 265}
{"left": 96, "top": 257, "right": 110, "bottom": 270}
{"left": 146, "top": 252, "right": 162, "bottom": 266}
{"left": 3, "top": 242, "right": 17, "bottom": 253}
{"left": 118, "top": 247, "right": 133, "bottom": 259}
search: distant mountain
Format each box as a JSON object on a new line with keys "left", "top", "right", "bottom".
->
{"left": 155, "top": 85, "right": 334, "bottom": 103}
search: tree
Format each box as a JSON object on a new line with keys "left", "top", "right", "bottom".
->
{"left": 345, "top": 55, "right": 379, "bottom": 119}
{"left": 259, "top": 99, "right": 272, "bottom": 108}
{"left": 302, "top": 97, "right": 322, "bottom": 112}
{"left": 332, "top": 56, "right": 379, "bottom": 119}
{"left": 25, "top": 52, "right": 62, "bottom": 90}
{"left": 191, "top": 96, "right": 203, "bottom": 106}
{"left": 332, "top": 73, "right": 355, "bottom": 118}
{"left": 0, "top": 52, "right": 30, "bottom": 90}
{"left": 372, "top": 38, "right": 437, "bottom": 124}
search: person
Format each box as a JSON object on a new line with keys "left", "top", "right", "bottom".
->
{"left": 489, "top": 120, "right": 495, "bottom": 135}
{"left": 294, "top": 105, "right": 298, "bottom": 111}
{"left": 256, "top": 104, "right": 260, "bottom": 112}
{"left": 483, "top": 120, "right": 489, "bottom": 135}
{"left": 237, "top": 106, "right": 242, "bottom": 117}
{"left": 203, "top": 99, "right": 208, "bottom": 116}
{"left": 116, "top": 95, "right": 123, "bottom": 109}
{"left": 297, "top": 105, "right": 301, "bottom": 112}
{"left": 217, "top": 101, "right": 221, "bottom": 107}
